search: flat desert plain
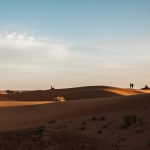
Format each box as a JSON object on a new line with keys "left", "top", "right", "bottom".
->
{"left": 0, "top": 86, "right": 150, "bottom": 150}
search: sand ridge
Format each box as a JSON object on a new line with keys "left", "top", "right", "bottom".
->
{"left": 0, "top": 86, "right": 148, "bottom": 101}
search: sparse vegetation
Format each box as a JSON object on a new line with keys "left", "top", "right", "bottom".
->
{"left": 34, "top": 125, "right": 45, "bottom": 138}
{"left": 91, "top": 116, "right": 96, "bottom": 121}
{"left": 80, "top": 126, "right": 86, "bottom": 130}
{"left": 6, "top": 90, "right": 14, "bottom": 94}
{"left": 48, "top": 120, "right": 56, "bottom": 124}
{"left": 101, "top": 116, "right": 106, "bottom": 121}
{"left": 97, "top": 130, "right": 102, "bottom": 134}
{"left": 122, "top": 114, "right": 137, "bottom": 129}
{"left": 122, "top": 114, "right": 144, "bottom": 129}
{"left": 82, "top": 121, "right": 87, "bottom": 125}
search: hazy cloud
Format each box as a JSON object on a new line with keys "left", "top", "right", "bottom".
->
{"left": 0, "top": 32, "right": 149, "bottom": 89}
{"left": 0, "top": 32, "right": 71, "bottom": 70}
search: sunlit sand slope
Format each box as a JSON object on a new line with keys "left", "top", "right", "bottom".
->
{"left": 0, "top": 101, "right": 51, "bottom": 107}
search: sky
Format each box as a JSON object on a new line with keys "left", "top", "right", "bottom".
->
{"left": 0, "top": 0, "right": 150, "bottom": 90}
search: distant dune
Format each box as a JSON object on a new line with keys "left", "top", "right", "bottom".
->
{"left": 0, "top": 86, "right": 146, "bottom": 101}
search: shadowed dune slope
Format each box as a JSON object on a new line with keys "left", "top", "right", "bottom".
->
{"left": 0, "top": 86, "right": 145, "bottom": 101}
{"left": 0, "top": 93, "right": 150, "bottom": 131}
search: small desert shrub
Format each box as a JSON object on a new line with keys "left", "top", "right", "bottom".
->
{"left": 80, "top": 126, "right": 86, "bottom": 130}
{"left": 122, "top": 114, "right": 137, "bottom": 129}
{"left": 101, "top": 116, "right": 106, "bottom": 121}
{"left": 48, "top": 120, "right": 56, "bottom": 124}
{"left": 121, "top": 138, "right": 126, "bottom": 142}
{"left": 91, "top": 116, "right": 96, "bottom": 121}
{"left": 113, "top": 144, "right": 120, "bottom": 149}
{"left": 82, "top": 121, "right": 87, "bottom": 125}
{"left": 6, "top": 90, "right": 14, "bottom": 94}
{"left": 97, "top": 130, "right": 102, "bottom": 134}
{"left": 35, "top": 125, "right": 45, "bottom": 137}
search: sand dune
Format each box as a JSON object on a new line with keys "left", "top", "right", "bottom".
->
{"left": 0, "top": 92, "right": 150, "bottom": 131}
{"left": 0, "top": 86, "right": 146, "bottom": 101}
{"left": 0, "top": 86, "right": 150, "bottom": 149}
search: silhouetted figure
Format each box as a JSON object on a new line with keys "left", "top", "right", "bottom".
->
{"left": 130, "top": 83, "right": 132, "bottom": 89}
{"left": 132, "top": 83, "right": 134, "bottom": 89}
{"left": 130, "top": 83, "right": 134, "bottom": 89}
{"left": 130, "top": 84, "right": 131, "bottom": 89}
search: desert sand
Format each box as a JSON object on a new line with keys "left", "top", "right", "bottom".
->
{"left": 0, "top": 86, "right": 150, "bottom": 150}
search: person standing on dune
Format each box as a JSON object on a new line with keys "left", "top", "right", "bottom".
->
{"left": 130, "top": 83, "right": 132, "bottom": 89}
{"left": 130, "top": 83, "right": 134, "bottom": 89}
{"left": 132, "top": 83, "right": 134, "bottom": 89}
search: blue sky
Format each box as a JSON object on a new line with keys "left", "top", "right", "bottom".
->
{"left": 0, "top": 0, "right": 150, "bottom": 89}
{"left": 1, "top": 0, "right": 150, "bottom": 39}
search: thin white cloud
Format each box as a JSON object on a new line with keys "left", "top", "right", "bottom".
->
{"left": 70, "top": 38, "right": 150, "bottom": 68}
{"left": 0, "top": 32, "right": 71, "bottom": 69}
{"left": 1, "top": 32, "right": 149, "bottom": 72}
